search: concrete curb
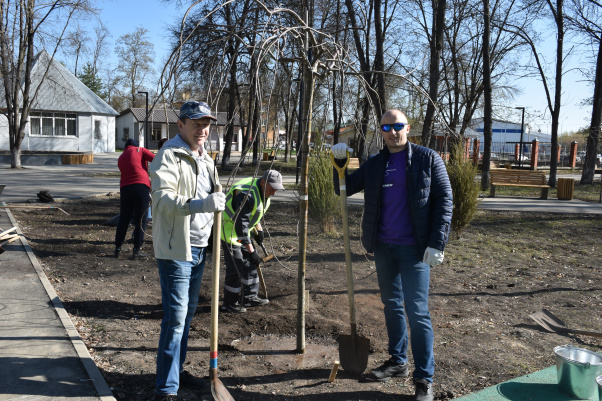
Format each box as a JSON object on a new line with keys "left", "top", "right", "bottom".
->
{"left": 4, "top": 206, "right": 116, "bottom": 401}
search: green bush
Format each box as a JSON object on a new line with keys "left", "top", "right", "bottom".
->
{"left": 446, "top": 142, "right": 481, "bottom": 237}
{"left": 308, "top": 151, "right": 341, "bottom": 233}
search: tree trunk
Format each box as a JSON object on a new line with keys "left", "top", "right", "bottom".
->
{"left": 421, "top": 0, "right": 447, "bottom": 146}
{"left": 580, "top": 36, "right": 602, "bottom": 185}
{"left": 548, "top": 0, "right": 564, "bottom": 188}
{"left": 481, "top": 0, "right": 492, "bottom": 190}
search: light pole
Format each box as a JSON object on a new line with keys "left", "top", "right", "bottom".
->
{"left": 138, "top": 91, "right": 149, "bottom": 148}
{"left": 515, "top": 107, "right": 525, "bottom": 168}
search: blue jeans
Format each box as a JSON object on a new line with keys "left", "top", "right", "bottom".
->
{"left": 156, "top": 247, "right": 206, "bottom": 395}
{"left": 374, "top": 242, "right": 434, "bottom": 382}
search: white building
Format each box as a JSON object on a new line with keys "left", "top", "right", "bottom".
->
{"left": 116, "top": 107, "right": 244, "bottom": 152}
{"left": 0, "top": 50, "right": 118, "bottom": 153}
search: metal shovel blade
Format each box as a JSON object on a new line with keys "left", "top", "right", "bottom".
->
{"left": 210, "top": 370, "right": 234, "bottom": 401}
{"left": 338, "top": 330, "right": 370, "bottom": 375}
{"left": 529, "top": 308, "right": 602, "bottom": 338}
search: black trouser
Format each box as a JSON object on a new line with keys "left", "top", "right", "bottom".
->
{"left": 114, "top": 183, "right": 150, "bottom": 250}
{"left": 222, "top": 241, "right": 259, "bottom": 305}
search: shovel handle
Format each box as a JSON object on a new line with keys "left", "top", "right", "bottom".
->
{"left": 331, "top": 151, "right": 357, "bottom": 329}
{"left": 331, "top": 152, "right": 350, "bottom": 179}
{"left": 210, "top": 184, "right": 223, "bottom": 371}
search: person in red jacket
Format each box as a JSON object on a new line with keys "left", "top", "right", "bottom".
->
{"left": 114, "top": 138, "right": 155, "bottom": 259}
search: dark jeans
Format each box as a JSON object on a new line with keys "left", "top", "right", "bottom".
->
{"left": 222, "top": 241, "right": 259, "bottom": 305}
{"left": 114, "top": 183, "right": 150, "bottom": 250}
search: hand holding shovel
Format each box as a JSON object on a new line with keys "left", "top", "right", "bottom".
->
{"left": 331, "top": 151, "right": 370, "bottom": 375}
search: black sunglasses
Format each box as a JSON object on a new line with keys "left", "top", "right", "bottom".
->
{"left": 380, "top": 123, "right": 406, "bottom": 132}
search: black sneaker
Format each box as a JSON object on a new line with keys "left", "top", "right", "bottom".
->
{"left": 243, "top": 296, "right": 269, "bottom": 307}
{"left": 220, "top": 302, "right": 247, "bottom": 313}
{"left": 114, "top": 248, "right": 121, "bottom": 258}
{"left": 414, "top": 378, "right": 434, "bottom": 401}
{"left": 369, "top": 358, "right": 409, "bottom": 381}
{"left": 154, "top": 394, "right": 178, "bottom": 401}
{"left": 179, "top": 370, "right": 207, "bottom": 389}
{"left": 132, "top": 248, "right": 147, "bottom": 259}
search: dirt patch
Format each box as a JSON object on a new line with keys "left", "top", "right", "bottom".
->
{"left": 11, "top": 196, "right": 602, "bottom": 400}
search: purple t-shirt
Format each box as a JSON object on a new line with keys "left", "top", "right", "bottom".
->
{"left": 377, "top": 149, "right": 416, "bottom": 245}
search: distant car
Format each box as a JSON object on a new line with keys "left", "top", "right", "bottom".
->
{"left": 490, "top": 153, "right": 499, "bottom": 160}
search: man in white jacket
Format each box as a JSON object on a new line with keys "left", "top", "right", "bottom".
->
{"left": 149, "top": 101, "right": 226, "bottom": 401}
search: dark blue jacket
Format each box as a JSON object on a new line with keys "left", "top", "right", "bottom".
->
{"left": 334, "top": 143, "right": 453, "bottom": 254}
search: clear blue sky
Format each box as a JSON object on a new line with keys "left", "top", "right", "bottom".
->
{"left": 98, "top": 0, "right": 593, "bottom": 135}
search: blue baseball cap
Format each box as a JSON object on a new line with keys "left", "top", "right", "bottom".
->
{"left": 179, "top": 101, "right": 217, "bottom": 121}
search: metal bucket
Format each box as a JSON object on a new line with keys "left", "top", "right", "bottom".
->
{"left": 554, "top": 345, "right": 602, "bottom": 400}
{"left": 596, "top": 375, "right": 602, "bottom": 401}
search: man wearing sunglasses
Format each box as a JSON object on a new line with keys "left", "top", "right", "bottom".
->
{"left": 331, "top": 109, "right": 452, "bottom": 401}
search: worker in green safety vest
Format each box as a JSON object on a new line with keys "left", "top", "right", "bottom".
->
{"left": 220, "top": 170, "right": 285, "bottom": 313}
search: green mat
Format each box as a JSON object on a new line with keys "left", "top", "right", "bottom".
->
{"left": 455, "top": 366, "right": 599, "bottom": 401}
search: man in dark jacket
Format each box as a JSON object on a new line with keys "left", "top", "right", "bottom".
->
{"left": 332, "top": 109, "right": 452, "bottom": 401}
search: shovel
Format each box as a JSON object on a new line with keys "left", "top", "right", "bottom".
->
{"left": 256, "top": 242, "right": 273, "bottom": 299}
{"left": 529, "top": 308, "right": 602, "bottom": 338}
{"left": 209, "top": 184, "right": 234, "bottom": 401}
{"left": 331, "top": 152, "right": 370, "bottom": 375}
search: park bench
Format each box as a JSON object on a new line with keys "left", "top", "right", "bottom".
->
{"left": 489, "top": 168, "right": 550, "bottom": 199}
{"left": 348, "top": 157, "right": 360, "bottom": 170}
{"left": 208, "top": 151, "right": 219, "bottom": 163}
{"left": 263, "top": 149, "right": 276, "bottom": 161}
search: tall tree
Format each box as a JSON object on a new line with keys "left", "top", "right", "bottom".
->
{"left": 114, "top": 27, "right": 155, "bottom": 107}
{"left": 482, "top": 0, "right": 493, "bottom": 189}
{"left": 566, "top": 0, "right": 602, "bottom": 184}
{"left": 62, "top": 24, "right": 89, "bottom": 76}
{"left": 421, "top": 0, "right": 447, "bottom": 146}
{"left": 91, "top": 23, "right": 110, "bottom": 75}
{"left": 0, "top": 0, "right": 94, "bottom": 168}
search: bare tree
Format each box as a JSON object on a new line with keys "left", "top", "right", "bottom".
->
{"left": 421, "top": 0, "right": 447, "bottom": 146}
{"left": 114, "top": 27, "right": 155, "bottom": 108}
{"left": 91, "top": 22, "right": 111, "bottom": 75}
{"left": 62, "top": 24, "right": 90, "bottom": 76}
{"left": 0, "top": 0, "right": 94, "bottom": 168}
{"left": 566, "top": 0, "right": 602, "bottom": 184}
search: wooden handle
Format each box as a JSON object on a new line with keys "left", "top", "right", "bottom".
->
{"left": 332, "top": 153, "right": 357, "bottom": 329}
{"left": 0, "top": 226, "right": 18, "bottom": 238}
{"left": 210, "top": 184, "right": 223, "bottom": 367}
{"left": 257, "top": 264, "right": 268, "bottom": 299}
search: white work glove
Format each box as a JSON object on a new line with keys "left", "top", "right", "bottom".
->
{"left": 189, "top": 192, "right": 226, "bottom": 213}
{"left": 331, "top": 143, "right": 353, "bottom": 160}
{"left": 423, "top": 247, "right": 444, "bottom": 266}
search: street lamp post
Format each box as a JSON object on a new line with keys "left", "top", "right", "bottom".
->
{"left": 138, "top": 91, "right": 149, "bottom": 148}
{"left": 515, "top": 107, "right": 525, "bottom": 168}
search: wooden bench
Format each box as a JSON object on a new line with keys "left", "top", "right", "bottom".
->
{"left": 262, "top": 149, "right": 276, "bottom": 161}
{"left": 489, "top": 169, "right": 550, "bottom": 199}
{"left": 208, "top": 151, "right": 219, "bottom": 163}
{"left": 348, "top": 157, "right": 360, "bottom": 170}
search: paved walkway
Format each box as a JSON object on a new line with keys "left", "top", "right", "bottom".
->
{"left": 0, "top": 204, "right": 115, "bottom": 401}
{"left": 0, "top": 152, "right": 601, "bottom": 400}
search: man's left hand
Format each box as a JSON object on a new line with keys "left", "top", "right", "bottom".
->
{"left": 423, "top": 247, "right": 444, "bottom": 266}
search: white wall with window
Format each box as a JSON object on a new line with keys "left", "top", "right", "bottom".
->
{"left": 11, "top": 111, "right": 115, "bottom": 152}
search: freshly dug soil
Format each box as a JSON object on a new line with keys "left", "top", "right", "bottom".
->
{"left": 11, "top": 196, "right": 602, "bottom": 400}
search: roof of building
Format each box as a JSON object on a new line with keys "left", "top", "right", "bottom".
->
{"left": 27, "top": 50, "right": 118, "bottom": 115}
{"left": 120, "top": 107, "right": 243, "bottom": 126}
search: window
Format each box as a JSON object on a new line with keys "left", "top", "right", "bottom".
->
{"left": 122, "top": 127, "right": 130, "bottom": 141}
{"left": 94, "top": 120, "right": 102, "bottom": 139}
{"left": 30, "top": 112, "right": 76, "bottom": 136}
{"left": 151, "top": 127, "right": 161, "bottom": 141}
